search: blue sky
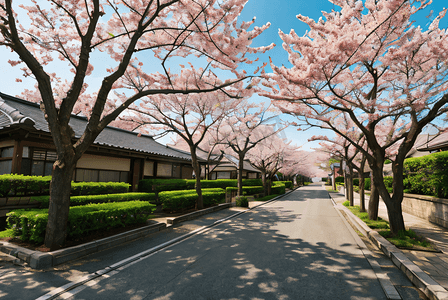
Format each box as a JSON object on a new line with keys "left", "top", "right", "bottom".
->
{"left": 0, "top": 0, "right": 447, "bottom": 151}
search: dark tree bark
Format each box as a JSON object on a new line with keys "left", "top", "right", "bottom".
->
{"left": 189, "top": 145, "right": 203, "bottom": 210}
{"left": 368, "top": 174, "right": 379, "bottom": 220}
{"left": 44, "top": 160, "right": 76, "bottom": 250}
{"left": 359, "top": 155, "right": 367, "bottom": 212}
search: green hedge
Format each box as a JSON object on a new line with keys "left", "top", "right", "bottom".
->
{"left": 271, "top": 183, "right": 286, "bottom": 195}
{"left": 33, "top": 192, "right": 156, "bottom": 208}
{"left": 225, "top": 186, "right": 264, "bottom": 195}
{"left": 280, "top": 181, "right": 293, "bottom": 189}
{"left": 138, "top": 178, "right": 263, "bottom": 193}
{"left": 335, "top": 176, "right": 345, "bottom": 183}
{"left": 352, "top": 178, "right": 371, "bottom": 191}
{"left": 0, "top": 174, "right": 130, "bottom": 197}
{"left": 158, "top": 188, "right": 225, "bottom": 211}
{"left": 138, "top": 179, "right": 190, "bottom": 193}
{"left": 403, "top": 152, "right": 448, "bottom": 198}
{"left": 6, "top": 201, "right": 155, "bottom": 244}
{"left": 0, "top": 175, "right": 51, "bottom": 197}
{"left": 71, "top": 182, "right": 130, "bottom": 196}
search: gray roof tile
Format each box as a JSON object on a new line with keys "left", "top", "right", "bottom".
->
{"left": 0, "top": 93, "right": 194, "bottom": 161}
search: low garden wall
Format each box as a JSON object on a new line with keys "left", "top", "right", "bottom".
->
{"left": 401, "top": 193, "right": 448, "bottom": 229}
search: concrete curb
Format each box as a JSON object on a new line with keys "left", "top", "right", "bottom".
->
{"left": 335, "top": 202, "right": 448, "bottom": 300}
{"left": 167, "top": 203, "right": 232, "bottom": 225}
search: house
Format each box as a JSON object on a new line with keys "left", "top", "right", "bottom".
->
{"left": 0, "top": 92, "right": 201, "bottom": 191}
{"left": 191, "top": 147, "right": 260, "bottom": 180}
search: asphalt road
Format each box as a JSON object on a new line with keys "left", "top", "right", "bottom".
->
{"left": 50, "top": 184, "right": 393, "bottom": 300}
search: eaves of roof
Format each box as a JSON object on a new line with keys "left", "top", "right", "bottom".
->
{"left": 0, "top": 92, "right": 198, "bottom": 162}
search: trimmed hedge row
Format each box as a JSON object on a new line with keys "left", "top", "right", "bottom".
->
{"left": 33, "top": 192, "right": 156, "bottom": 208}
{"left": 159, "top": 188, "right": 225, "bottom": 211}
{"left": 138, "top": 179, "right": 263, "bottom": 193}
{"left": 225, "top": 186, "right": 264, "bottom": 195}
{"left": 352, "top": 177, "right": 393, "bottom": 193}
{"left": 353, "top": 178, "right": 371, "bottom": 191}
{"left": 280, "top": 181, "right": 293, "bottom": 189}
{"left": 7, "top": 201, "right": 155, "bottom": 244}
{"left": 71, "top": 182, "right": 130, "bottom": 196}
{"left": 403, "top": 151, "right": 448, "bottom": 198}
{"left": 271, "top": 182, "right": 286, "bottom": 195}
{"left": 0, "top": 174, "right": 130, "bottom": 197}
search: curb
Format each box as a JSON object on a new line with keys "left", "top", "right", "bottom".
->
{"left": 167, "top": 203, "right": 232, "bottom": 225}
{"left": 334, "top": 201, "right": 448, "bottom": 300}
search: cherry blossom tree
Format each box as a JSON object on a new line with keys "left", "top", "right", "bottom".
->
{"left": 213, "top": 105, "right": 284, "bottom": 196}
{"left": 0, "top": 0, "right": 274, "bottom": 249}
{"left": 262, "top": 0, "right": 448, "bottom": 234}
{"left": 247, "top": 128, "right": 299, "bottom": 195}
{"left": 121, "top": 90, "right": 243, "bottom": 209}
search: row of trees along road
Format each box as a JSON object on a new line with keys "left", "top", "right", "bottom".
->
{"left": 2, "top": 0, "right": 448, "bottom": 248}
{"left": 0, "top": 0, "right": 274, "bottom": 250}
{"left": 261, "top": 0, "right": 448, "bottom": 235}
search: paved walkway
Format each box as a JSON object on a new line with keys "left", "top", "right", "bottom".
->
{"left": 329, "top": 187, "right": 448, "bottom": 292}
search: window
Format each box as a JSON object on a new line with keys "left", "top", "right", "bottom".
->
{"left": 26, "top": 149, "right": 57, "bottom": 176}
{"left": 1, "top": 147, "right": 14, "bottom": 158}
{"left": 75, "top": 168, "right": 129, "bottom": 183}
{"left": 157, "top": 163, "right": 172, "bottom": 177}
{"left": 0, "top": 146, "right": 14, "bottom": 175}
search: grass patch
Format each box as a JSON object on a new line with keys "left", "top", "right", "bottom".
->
{"left": 255, "top": 194, "right": 279, "bottom": 201}
{"left": 345, "top": 205, "right": 389, "bottom": 229}
{"left": 0, "top": 229, "right": 14, "bottom": 239}
{"left": 326, "top": 187, "right": 339, "bottom": 193}
{"left": 345, "top": 205, "right": 435, "bottom": 250}
{"left": 379, "top": 230, "right": 433, "bottom": 249}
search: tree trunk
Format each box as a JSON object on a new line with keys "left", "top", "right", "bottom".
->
{"left": 44, "top": 161, "right": 76, "bottom": 250}
{"left": 359, "top": 155, "right": 367, "bottom": 212}
{"left": 368, "top": 175, "right": 379, "bottom": 220}
{"left": 348, "top": 164, "right": 354, "bottom": 206}
{"left": 237, "top": 154, "right": 245, "bottom": 196}
{"left": 385, "top": 198, "right": 405, "bottom": 235}
{"left": 261, "top": 171, "right": 267, "bottom": 196}
{"left": 189, "top": 146, "right": 203, "bottom": 210}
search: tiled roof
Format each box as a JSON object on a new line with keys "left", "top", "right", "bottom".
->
{"left": 0, "top": 92, "right": 194, "bottom": 161}
{"left": 416, "top": 132, "right": 448, "bottom": 152}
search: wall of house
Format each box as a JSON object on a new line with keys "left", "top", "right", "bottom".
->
{"left": 401, "top": 193, "right": 448, "bottom": 229}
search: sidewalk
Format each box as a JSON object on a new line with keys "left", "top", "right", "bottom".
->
{"left": 329, "top": 187, "right": 448, "bottom": 297}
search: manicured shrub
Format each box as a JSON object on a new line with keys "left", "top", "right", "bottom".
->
{"left": 71, "top": 182, "right": 130, "bottom": 196}
{"left": 271, "top": 182, "right": 286, "bottom": 195}
{"left": 6, "top": 201, "right": 155, "bottom": 244}
{"left": 236, "top": 196, "right": 248, "bottom": 207}
{"left": 403, "top": 152, "right": 448, "bottom": 198}
{"left": 335, "top": 176, "right": 345, "bottom": 183}
{"left": 0, "top": 174, "right": 51, "bottom": 197}
{"left": 33, "top": 192, "right": 156, "bottom": 208}
{"left": 0, "top": 175, "right": 130, "bottom": 197}
{"left": 280, "top": 181, "right": 293, "bottom": 189}
{"left": 138, "top": 179, "right": 189, "bottom": 193}
{"left": 352, "top": 178, "right": 371, "bottom": 190}
{"left": 225, "top": 186, "right": 264, "bottom": 195}
{"left": 138, "top": 178, "right": 264, "bottom": 193}
{"left": 158, "top": 188, "right": 225, "bottom": 211}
